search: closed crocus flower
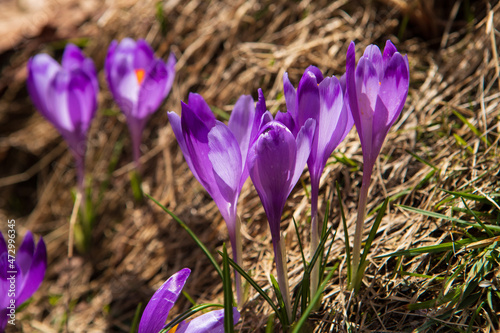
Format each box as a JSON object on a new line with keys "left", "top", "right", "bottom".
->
{"left": 139, "top": 268, "right": 240, "bottom": 333}
{"left": 248, "top": 118, "right": 315, "bottom": 319}
{"left": 105, "top": 38, "right": 176, "bottom": 169}
{"left": 283, "top": 66, "right": 353, "bottom": 295}
{"left": 168, "top": 91, "right": 265, "bottom": 304}
{"left": 27, "top": 44, "right": 98, "bottom": 190}
{"left": 346, "top": 40, "right": 409, "bottom": 291}
{"left": 0, "top": 231, "right": 47, "bottom": 331}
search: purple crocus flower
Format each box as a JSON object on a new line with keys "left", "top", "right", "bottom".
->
{"left": 248, "top": 117, "right": 315, "bottom": 319}
{"left": 0, "top": 231, "right": 47, "bottom": 331}
{"left": 139, "top": 268, "right": 240, "bottom": 333}
{"left": 283, "top": 66, "right": 353, "bottom": 295}
{"left": 168, "top": 91, "right": 265, "bottom": 304}
{"left": 346, "top": 40, "right": 409, "bottom": 290}
{"left": 27, "top": 44, "right": 98, "bottom": 190}
{"left": 105, "top": 38, "right": 176, "bottom": 169}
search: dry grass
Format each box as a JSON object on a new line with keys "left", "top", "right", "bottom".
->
{"left": 0, "top": 0, "right": 499, "bottom": 332}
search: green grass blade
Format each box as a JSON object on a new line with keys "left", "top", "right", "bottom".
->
{"left": 337, "top": 182, "right": 351, "bottom": 285}
{"left": 146, "top": 193, "right": 223, "bottom": 278}
{"left": 441, "top": 189, "right": 491, "bottom": 204}
{"left": 396, "top": 204, "right": 500, "bottom": 233}
{"left": 270, "top": 274, "right": 288, "bottom": 326}
{"left": 129, "top": 302, "right": 142, "bottom": 333}
{"left": 219, "top": 251, "right": 283, "bottom": 324}
{"left": 292, "top": 217, "right": 307, "bottom": 269}
{"left": 405, "top": 149, "right": 439, "bottom": 170}
{"left": 461, "top": 198, "right": 494, "bottom": 237}
{"left": 291, "top": 263, "right": 338, "bottom": 333}
{"left": 452, "top": 109, "right": 490, "bottom": 146}
{"left": 222, "top": 244, "right": 235, "bottom": 333}
{"left": 376, "top": 238, "right": 473, "bottom": 258}
{"left": 265, "top": 313, "right": 275, "bottom": 333}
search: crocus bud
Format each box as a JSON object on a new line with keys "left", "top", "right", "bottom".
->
{"left": 346, "top": 40, "right": 409, "bottom": 173}
{"left": 105, "top": 38, "right": 176, "bottom": 169}
{"left": 27, "top": 44, "right": 98, "bottom": 189}
{"left": 0, "top": 231, "right": 47, "bottom": 331}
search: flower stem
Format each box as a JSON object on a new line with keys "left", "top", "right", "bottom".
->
{"left": 309, "top": 178, "right": 320, "bottom": 302}
{"left": 350, "top": 167, "right": 372, "bottom": 291}
{"left": 230, "top": 215, "right": 244, "bottom": 307}
{"left": 272, "top": 235, "right": 292, "bottom": 321}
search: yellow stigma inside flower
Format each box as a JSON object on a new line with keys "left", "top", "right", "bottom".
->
{"left": 168, "top": 324, "right": 178, "bottom": 333}
{"left": 135, "top": 69, "right": 145, "bottom": 85}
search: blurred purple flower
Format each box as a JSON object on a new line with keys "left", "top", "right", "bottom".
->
{"left": 0, "top": 231, "right": 47, "bottom": 331}
{"left": 248, "top": 117, "right": 315, "bottom": 318}
{"left": 27, "top": 44, "right": 98, "bottom": 189}
{"left": 346, "top": 40, "right": 409, "bottom": 290}
{"left": 139, "top": 268, "right": 240, "bottom": 333}
{"left": 168, "top": 91, "right": 265, "bottom": 303}
{"left": 105, "top": 38, "right": 176, "bottom": 169}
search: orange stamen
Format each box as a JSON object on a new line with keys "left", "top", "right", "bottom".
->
{"left": 135, "top": 69, "right": 146, "bottom": 85}
{"left": 168, "top": 324, "right": 179, "bottom": 333}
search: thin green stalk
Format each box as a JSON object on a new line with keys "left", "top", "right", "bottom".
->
{"left": 222, "top": 243, "right": 235, "bottom": 333}
{"left": 309, "top": 178, "right": 320, "bottom": 300}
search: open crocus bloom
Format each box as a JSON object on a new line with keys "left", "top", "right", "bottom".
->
{"left": 0, "top": 231, "right": 47, "bottom": 331}
{"left": 248, "top": 118, "right": 315, "bottom": 318}
{"left": 168, "top": 91, "right": 265, "bottom": 303}
{"left": 138, "top": 268, "right": 240, "bottom": 333}
{"left": 346, "top": 40, "right": 409, "bottom": 173}
{"left": 27, "top": 44, "right": 98, "bottom": 188}
{"left": 105, "top": 38, "right": 176, "bottom": 168}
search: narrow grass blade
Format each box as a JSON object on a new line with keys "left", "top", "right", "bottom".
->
{"left": 376, "top": 238, "right": 473, "bottom": 258}
{"left": 291, "top": 263, "right": 338, "bottom": 333}
{"left": 129, "top": 302, "right": 142, "bottom": 333}
{"left": 461, "top": 198, "right": 494, "bottom": 237}
{"left": 337, "top": 182, "right": 351, "bottom": 285}
{"left": 160, "top": 303, "right": 224, "bottom": 333}
{"left": 396, "top": 204, "right": 500, "bottom": 233}
{"left": 219, "top": 251, "right": 283, "bottom": 324}
{"left": 265, "top": 313, "right": 275, "bottom": 333}
{"left": 452, "top": 109, "right": 490, "bottom": 146}
{"left": 292, "top": 217, "right": 307, "bottom": 269}
{"left": 442, "top": 189, "right": 491, "bottom": 204}
{"left": 222, "top": 243, "right": 235, "bottom": 333}
{"left": 405, "top": 149, "right": 439, "bottom": 170}
{"left": 270, "top": 274, "right": 288, "bottom": 326}
{"left": 146, "top": 193, "right": 222, "bottom": 278}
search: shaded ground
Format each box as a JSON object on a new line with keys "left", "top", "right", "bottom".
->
{"left": 0, "top": 0, "right": 499, "bottom": 332}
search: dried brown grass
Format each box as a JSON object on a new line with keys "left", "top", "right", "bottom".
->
{"left": 0, "top": 0, "right": 499, "bottom": 332}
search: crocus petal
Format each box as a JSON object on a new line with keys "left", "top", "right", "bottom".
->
{"left": 290, "top": 118, "right": 315, "bottom": 192}
{"left": 133, "top": 39, "right": 155, "bottom": 70}
{"left": 139, "top": 268, "right": 191, "bottom": 333}
{"left": 382, "top": 40, "right": 398, "bottom": 63}
{"left": 17, "top": 231, "right": 34, "bottom": 276}
{"left": 275, "top": 111, "right": 297, "bottom": 136}
{"left": 136, "top": 59, "right": 170, "bottom": 119}
{"left": 208, "top": 122, "right": 242, "bottom": 209}
{"left": 27, "top": 54, "right": 61, "bottom": 120}
{"left": 168, "top": 111, "right": 198, "bottom": 180}
{"left": 283, "top": 72, "right": 297, "bottom": 119}
{"left": 46, "top": 71, "right": 74, "bottom": 132}
{"left": 248, "top": 121, "right": 296, "bottom": 239}
{"left": 305, "top": 65, "right": 324, "bottom": 83}
{"left": 362, "top": 45, "right": 383, "bottom": 80}
{"left": 377, "top": 52, "right": 409, "bottom": 126}
{"left": 176, "top": 308, "right": 240, "bottom": 333}
{"left": 17, "top": 236, "right": 46, "bottom": 305}
{"left": 67, "top": 69, "right": 98, "bottom": 133}
{"left": 296, "top": 71, "right": 320, "bottom": 127}
{"left": 228, "top": 94, "right": 255, "bottom": 164}
{"left": 0, "top": 308, "right": 7, "bottom": 332}
{"left": 61, "top": 44, "right": 86, "bottom": 71}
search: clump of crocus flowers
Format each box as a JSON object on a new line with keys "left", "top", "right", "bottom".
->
{"left": 0, "top": 231, "right": 47, "bottom": 331}
{"left": 26, "top": 38, "right": 409, "bottom": 331}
